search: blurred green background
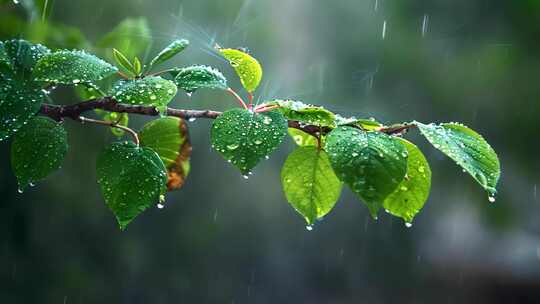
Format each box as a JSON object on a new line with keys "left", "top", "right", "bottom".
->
{"left": 1, "top": 0, "right": 540, "bottom": 303}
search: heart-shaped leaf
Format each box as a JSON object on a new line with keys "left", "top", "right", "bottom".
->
{"left": 111, "top": 76, "right": 177, "bottom": 106}
{"left": 2, "top": 39, "right": 50, "bottom": 79}
{"left": 140, "top": 117, "right": 192, "bottom": 191}
{"left": 218, "top": 48, "right": 262, "bottom": 93}
{"left": 96, "top": 141, "right": 167, "bottom": 230}
{"left": 211, "top": 108, "right": 287, "bottom": 174}
{"left": 383, "top": 138, "right": 431, "bottom": 225}
{"left": 171, "top": 65, "right": 227, "bottom": 94}
{"left": 149, "top": 39, "right": 189, "bottom": 68}
{"left": 325, "top": 127, "right": 408, "bottom": 218}
{"left": 416, "top": 122, "right": 500, "bottom": 199}
{"left": 0, "top": 77, "right": 45, "bottom": 141}
{"left": 281, "top": 146, "right": 342, "bottom": 225}
{"left": 268, "top": 99, "right": 336, "bottom": 127}
{"left": 10, "top": 116, "right": 68, "bottom": 191}
{"left": 33, "top": 50, "right": 117, "bottom": 84}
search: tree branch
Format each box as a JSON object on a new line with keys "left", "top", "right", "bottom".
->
{"left": 38, "top": 97, "right": 415, "bottom": 136}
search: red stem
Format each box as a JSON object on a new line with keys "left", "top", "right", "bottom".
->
{"left": 227, "top": 88, "right": 249, "bottom": 109}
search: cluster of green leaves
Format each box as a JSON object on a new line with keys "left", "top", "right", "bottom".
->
{"left": 0, "top": 33, "right": 500, "bottom": 230}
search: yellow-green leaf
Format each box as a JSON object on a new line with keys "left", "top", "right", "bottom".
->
{"left": 218, "top": 47, "right": 262, "bottom": 93}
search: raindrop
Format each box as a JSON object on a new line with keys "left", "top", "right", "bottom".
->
{"left": 382, "top": 20, "right": 387, "bottom": 40}
{"left": 186, "top": 92, "right": 193, "bottom": 97}
{"left": 188, "top": 117, "right": 196, "bottom": 122}
{"left": 17, "top": 188, "right": 23, "bottom": 194}
{"left": 405, "top": 222, "right": 412, "bottom": 228}
{"left": 13, "top": 0, "right": 19, "bottom": 4}
{"left": 488, "top": 196, "right": 496, "bottom": 203}
{"left": 421, "top": 14, "right": 429, "bottom": 37}
{"left": 242, "top": 174, "right": 249, "bottom": 180}
{"left": 306, "top": 225, "right": 313, "bottom": 231}
{"left": 157, "top": 203, "right": 164, "bottom": 209}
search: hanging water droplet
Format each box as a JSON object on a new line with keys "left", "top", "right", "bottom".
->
{"left": 17, "top": 188, "right": 23, "bottom": 194}
{"left": 405, "top": 222, "right": 413, "bottom": 228}
{"left": 186, "top": 92, "right": 193, "bottom": 97}
{"left": 157, "top": 203, "right": 164, "bottom": 209}
{"left": 306, "top": 225, "right": 313, "bottom": 231}
{"left": 488, "top": 196, "right": 496, "bottom": 203}
{"left": 242, "top": 174, "right": 249, "bottom": 180}
{"left": 188, "top": 117, "right": 196, "bottom": 122}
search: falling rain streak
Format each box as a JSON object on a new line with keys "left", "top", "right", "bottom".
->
{"left": 421, "top": 14, "right": 430, "bottom": 37}
{"left": 382, "top": 20, "right": 387, "bottom": 40}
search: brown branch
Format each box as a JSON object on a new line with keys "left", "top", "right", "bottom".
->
{"left": 38, "top": 97, "right": 414, "bottom": 136}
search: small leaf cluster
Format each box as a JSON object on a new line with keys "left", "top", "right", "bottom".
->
{"left": 0, "top": 35, "right": 501, "bottom": 230}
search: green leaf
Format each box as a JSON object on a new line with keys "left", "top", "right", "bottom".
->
{"left": 383, "top": 138, "right": 431, "bottom": 224}
{"left": 97, "top": 18, "right": 151, "bottom": 60}
{"left": 2, "top": 39, "right": 50, "bottom": 78}
{"left": 416, "top": 122, "right": 500, "bottom": 198}
{"left": 96, "top": 141, "right": 167, "bottom": 230}
{"left": 112, "top": 48, "right": 135, "bottom": 76}
{"left": 111, "top": 76, "right": 177, "bottom": 106}
{"left": 211, "top": 108, "right": 287, "bottom": 174}
{"left": 335, "top": 114, "right": 382, "bottom": 130}
{"left": 140, "top": 117, "right": 192, "bottom": 191}
{"left": 288, "top": 128, "right": 318, "bottom": 147}
{"left": 268, "top": 100, "right": 336, "bottom": 127}
{"left": 171, "top": 65, "right": 227, "bottom": 94}
{"left": 281, "top": 146, "right": 342, "bottom": 225}
{"left": 149, "top": 39, "right": 189, "bottom": 68}
{"left": 33, "top": 50, "right": 118, "bottom": 84}
{"left": 0, "top": 78, "right": 45, "bottom": 141}
{"left": 10, "top": 116, "right": 68, "bottom": 191}
{"left": 325, "top": 127, "right": 408, "bottom": 218}
{"left": 218, "top": 48, "right": 262, "bottom": 93}
{"left": 133, "top": 56, "right": 142, "bottom": 75}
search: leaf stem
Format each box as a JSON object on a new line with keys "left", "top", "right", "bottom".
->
{"left": 147, "top": 68, "right": 176, "bottom": 77}
{"left": 226, "top": 88, "right": 249, "bottom": 109}
{"left": 247, "top": 92, "right": 254, "bottom": 109}
{"left": 78, "top": 116, "right": 140, "bottom": 146}
{"left": 117, "top": 71, "right": 130, "bottom": 80}
{"left": 254, "top": 105, "right": 280, "bottom": 113}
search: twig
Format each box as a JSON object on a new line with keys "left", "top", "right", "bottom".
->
{"left": 79, "top": 116, "right": 140, "bottom": 146}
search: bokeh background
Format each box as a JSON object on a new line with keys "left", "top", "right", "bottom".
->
{"left": 1, "top": 0, "right": 540, "bottom": 303}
